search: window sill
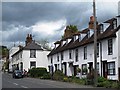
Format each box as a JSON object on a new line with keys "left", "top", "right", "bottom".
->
{"left": 107, "top": 74, "right": 116, "bottom": 76}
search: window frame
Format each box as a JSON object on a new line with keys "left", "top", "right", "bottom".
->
{"left": 51, "top": 56, "right": 53, "bottom": 64}
{"left": 108, "top": 39, "right": 113, "bottom": 55}
{"left": 57, "top": 54, "right": 59, "bottom": 62}
{"left": 61, "top": 52, "right": 64, "bottom": 60}
{"left": 30, "top": 49, "right": 36, "bottom": 58}
{"left": 113, "top": 20, "right": 117, "bottom": 29}
{"left": 30, "top": 61, "right": 36, "bottom": 69}
{"left": 107, "top": 62, "right": 115, "bottom": 75}
{"left": 75, "top": 49, "right": 78, "bottom": 62}
{"left": 69, "top": 50, "right": 72, "bottom": 59}
{"left": 82, "top": 64, "right": 87, "bottom": 75}
{"left": 84, "top": 46, "right": 87, "bottom": 59}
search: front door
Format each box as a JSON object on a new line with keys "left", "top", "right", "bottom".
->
{"left": 63, "top": 62, "right": 67, "bottom": 75}
{"left": 88, "top": 62, "right": 93, "bottom": 74}
{"left": 54, "top": 64, "right": 57, "bottom": 71}
{"left": 103, "top": 61, "right": 107, "bottom": 78}
{"left": 74, "top": 66, "right": 77, "bottom": 76}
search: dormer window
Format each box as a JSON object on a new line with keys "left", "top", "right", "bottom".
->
{"left": 81, "top": 33, "right": 86, "bottom": 40}
{"left": 79, "top": 34, "right": 81, "bottom": 42}
{"left": 61, "top": 40, "right": 66, "bottom": 46}
{"left": 113, "top": 20, "right": 117, "bottom": 29}
{"left": 67, "top": 38, "right": 72, "bottom": 44}
{"left": 74, "top": 35, "right": 79, "bottom": 41}
{"left": 87, "top": 31, "right": 90, "bottom": 38}
{"left": 74, "top": 36, "right": 76, "bottom": 41}
{"left": 100, "top": 24, "right": 104, "bottom": 33}
{"left": 87, "top": 30, "right": 93, "bottom": 38}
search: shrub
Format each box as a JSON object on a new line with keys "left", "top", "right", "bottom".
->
{"left": 29, "top": 67, "right": 47, "bottom": 78}
{"left": 42, "top": 73, "right": 51, "bottom": 79}
{"left": 53, "top": 70, "right": 65, "bottom": 81}
{"left": 111, "top": 82, "right": 119, "bottom": 89}
{"left": 98, "top": 77, "right": 107, "bottom": 82}
{"left": 118, "top": 82, "right": 120, "bottom": 88}
{"left": 63, "top": 77, "right": 69, "bottom": 82}
{"left": 102, "top": 80, "right": 112, "bottom": 88}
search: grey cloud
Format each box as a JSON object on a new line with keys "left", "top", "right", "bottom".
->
{"left": 2, "top": 1, "right": 119, "bottom": 48}
{"left": 2, "top": 2, "right": 92, "bottom": 28}
{"left": 5, "top": 26, "right": 33, "bottom": 42}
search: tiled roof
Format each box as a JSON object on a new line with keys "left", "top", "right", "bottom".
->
{"left": 12, "top": 41, "right": 43, "bottom": 57}
{"left": 48, "top": 18, "right": 120, "bottom": 56}
{"left": 104, "top": 18, "right": 116, "bottom": 23}
{"left": 23, "top": 41, "right": 43, "bottom": 50}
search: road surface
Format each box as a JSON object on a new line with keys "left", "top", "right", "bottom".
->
{"left": 2, "top": 73, "right": 94, "bottom": 88}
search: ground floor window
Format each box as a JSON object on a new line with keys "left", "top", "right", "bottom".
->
{"left": 82, "top": 64, "right": 87, "bottom": 75}
{"left": 107, "top": 62, "right": 115, "bottom": 75}
{"left": 57, "top": 64, "right": 59, "bottom": 70}
{"left": 30, "top": 61, "right": 36, "bottom": 69}
{"left": 97, "top": 63, "right": 99, "bottom": 74}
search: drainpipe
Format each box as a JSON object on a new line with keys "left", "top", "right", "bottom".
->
{"left": 100, "top": 42, "right": 102, "bottom": 77}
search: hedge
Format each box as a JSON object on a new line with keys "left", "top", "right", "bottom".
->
{"left": 29, "top": 67, "right": 47, "bottom": 78}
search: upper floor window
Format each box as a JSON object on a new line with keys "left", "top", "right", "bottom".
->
{"left": 51, "top": 56, "right": 53, "bottom": 64}
{"left": 108, "top": 39, "right": 113, "bottom": 55}
{"left": 97, "top": 43, "right": 99, "bottom": 57}
{"left": 30, "top": 49, "right": 36, "bottom": 58}
{"left": 107, "top": 62, "right": 115, "bottom": 75}
{"left": 84, "top": 46, "right": 87, "bottom": 59}
{"left": 61, "top": 52, "right": 64, "bottom": 60}
{"left": 57, "top": 54, "right": 59, "bottom": 62}
{"left": 20, "top": 52, "right": 22, "bottom": 58}
{"left": 69, "top": 50, "right": 72, "bottom": 59}
{"left": 75, "top": 49, "right": 78, "bottom": 62}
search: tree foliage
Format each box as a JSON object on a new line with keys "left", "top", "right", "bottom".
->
{"left": 63, "top": 25, "right": 79, "bottom": 39}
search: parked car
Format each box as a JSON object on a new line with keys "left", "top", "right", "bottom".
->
{"left": 12, "top": 70, "right": 23, "bottom": 78}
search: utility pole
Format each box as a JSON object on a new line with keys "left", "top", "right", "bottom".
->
{"left": 93, "top": 0, "right": 98, "bottom": 86}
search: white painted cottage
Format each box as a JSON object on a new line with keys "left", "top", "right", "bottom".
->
{"left": 48, "top": 15, "right": 120, "bottom": 81}
{"left": 10, "top": 34, "right": 50, "bottom": 72}
{"left": 9, "top": 46, "right": 20, "bottom": 72}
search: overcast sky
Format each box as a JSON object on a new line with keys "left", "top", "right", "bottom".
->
{"left": 1, "top": 0, "right": 120, "bottom": 49}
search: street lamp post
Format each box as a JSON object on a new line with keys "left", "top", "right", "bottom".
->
{"left": 93, "top": 0, "right": 98, "bottom": 86}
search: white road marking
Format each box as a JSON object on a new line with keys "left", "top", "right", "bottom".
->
{"left": 21, "top": 85, "right": 28, "bottom": 88}
{"left": 13, "top": 83, "right": 18, "bottom": 85}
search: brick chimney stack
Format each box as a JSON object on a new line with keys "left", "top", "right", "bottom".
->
{"left": 89, "top": 16, "right": 98, "bottom": 29}
{"left": 25, "top": 34, "right": 33, "bottom": 46}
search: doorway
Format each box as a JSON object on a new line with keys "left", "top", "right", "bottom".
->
{"left": 103, "top": 61, "right": 107, "bottom": 78}
{"left": 88, "top": 62, "right": 93, "bottom": 74}
{"left": 63, "top": 62, "right": 67, "bottom": 75}
{"left": 73, "top": 65, "right": 78, "bottom": 76}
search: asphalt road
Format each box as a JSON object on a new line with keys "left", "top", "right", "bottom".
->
{"left": 2, "top": 73, "right": 94, "bottom": 88}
